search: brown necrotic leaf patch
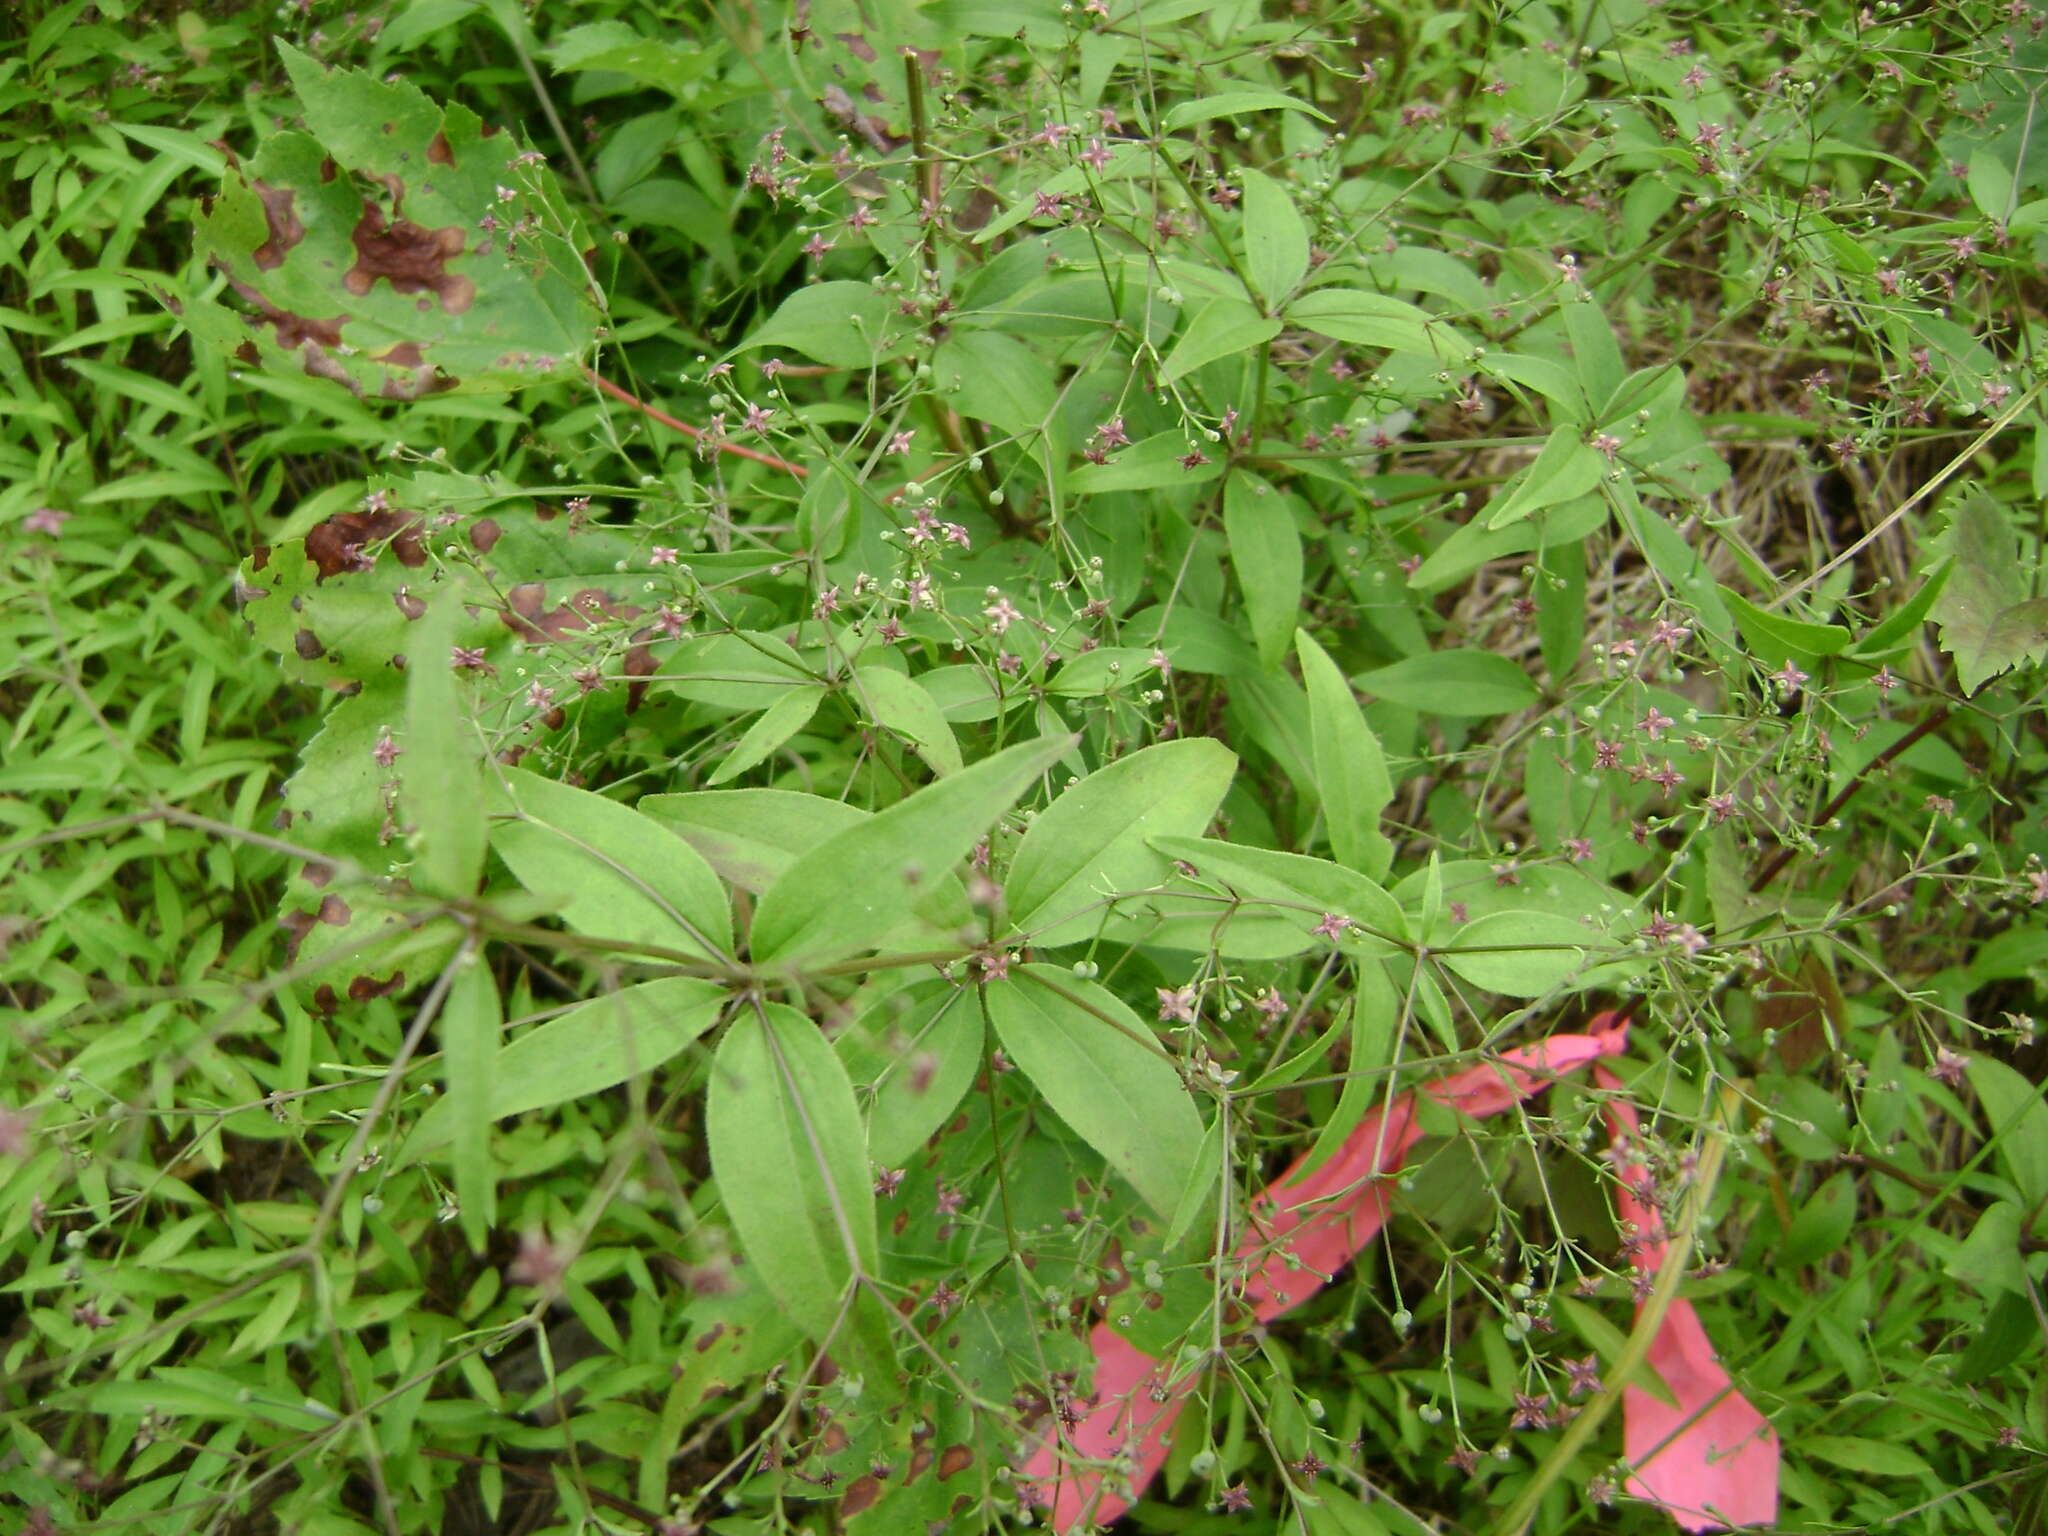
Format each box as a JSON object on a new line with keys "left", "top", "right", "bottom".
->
{"left": 345, "top": 201, "right": 475, "bottom": 314}
{"left": 500, "top": 583, "right": 640, "bottom": 643}
{"left": 313, "top": 970, "right": 407, "bottom": 1014}
{"left": 252, "top": 182, "right": 306, "bottom": 270}
{"left": 499, "top": 586, "right": 660, "bottom": 712}
{"left": 229, "top": 279, "right": 346, "bottom": 351}
{"left": 839, "top": 1476, "right": 881, "bottom": 1518}
{"left": 305, "top": 508, "right": 427, "bottom": 578}
{"left": 370, "top": 340, "right": 458, "bottom": 399}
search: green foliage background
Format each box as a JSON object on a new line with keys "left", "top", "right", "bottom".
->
{"left": 5, "top": 0, "right": 2048, "bottom": 1533}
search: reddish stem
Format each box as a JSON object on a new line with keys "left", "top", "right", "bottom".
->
{"left": 584, "top": 369, "right": 808, "bottom": 478}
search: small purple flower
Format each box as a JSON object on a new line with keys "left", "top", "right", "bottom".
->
{"left": 1510, "top": 1392, "right": 1554, "bottom": 1430}
{"left": 1312, "top": 912, "right": 1353, "bottom": 942}
{"left": 1649, "top": 618, "right": 1690, "bottom": 649}
{"left": 0, "top": 1106, "right": 35, "bottom": 1158}
{"left": 508, "top": 1229, "right": 566, "bottom": 1291}
{"left": 1929, "top": 1047, "right": 1970, "bottom": 1087}
{"left": 1564, "top": 1354, "right": 1602, "bottom": 1397}
{"left": 23, "top": 507, "right": 69, "bottom": 535}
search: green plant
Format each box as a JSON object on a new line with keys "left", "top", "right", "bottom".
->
{"left": 6, "top": 1, "right": 2048, "bottom": 1533}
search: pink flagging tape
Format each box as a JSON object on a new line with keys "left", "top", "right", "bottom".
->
{"left": 1595, "top": 1064, "right": 1779, "bottom": 1530}
{"left": 1016, "top": 1012, "right": 1778, "bottom": 1531}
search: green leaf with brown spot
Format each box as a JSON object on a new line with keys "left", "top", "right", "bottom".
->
{"left": 192, "top": 43, "right": 600, "bottom": 400}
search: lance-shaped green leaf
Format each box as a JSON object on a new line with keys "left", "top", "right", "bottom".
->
{"left": 1224, "top": 473, "right": 1302, "bottom": 670}
{"left": 708, "top": 1003, "right": 878, "bottom": 1342}
{"left": 735, "top": 280, "right": 895, "bottom": 370}
{"left": 1150, "top": 835, "right": 1407, "bottom": 954}
{"left": 1238, "top": 168, "right": 1310, "bottom": 308}
{"left": 1004, "top": 739, "right": 1237, "bottom": 948}
{"left": 1284, "top": 287, "right": 1473, "bottom": 365}
{"left": 405, "top": 591, "right": 486, "bottom": 900}
{"left": 640, "top": 791, "right": 974, "bottom": 947}
{"left": 1159, "top": 298, "right": 1282, "bottom": 383}
{"left": 706, "top": 686, "right": 823, "bottom": 785}
{"left": 1160, "top": 89, "right": 1333, "bottom": 130}
{"left": 1355, "top": 649, "right": 1539, "bottom": 716}
{"left": 490, "top": 766, "right": 732, "bottom": 963}
{"left": 852, "top": 665, "right": 963, "bottom": 777}
{"left": 750, "top": 734, "right": 1074, "bottom": 965}
{"left": 440, "top": 956, "right": 499, "bottom": 1252}
{"left": 1722, "top": 589, "right": 1851, "bottom": 663}
{"left": 1296, "top": 630, "right": 1394, "bottom": 879}
{"left": 837, "top": 981, "right": 984, "bottom": 1167}
{"left": 192, "top": 43, "right": 599, "bottom": 400}
{"left": 1484, "top": 425, "right": 1606, "bottom": 530}
{"left": 1287, "top": 966, "right": 1399, "bottom": 1185}
{"left": 986, "top": 970, "right": 1204, "bottom": 1218}
{"left": 1436, "top": 910, "right": 1596, "bottom": 996}
{"left": 409, "top": 977, "right": 726, "bottom": 1151}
